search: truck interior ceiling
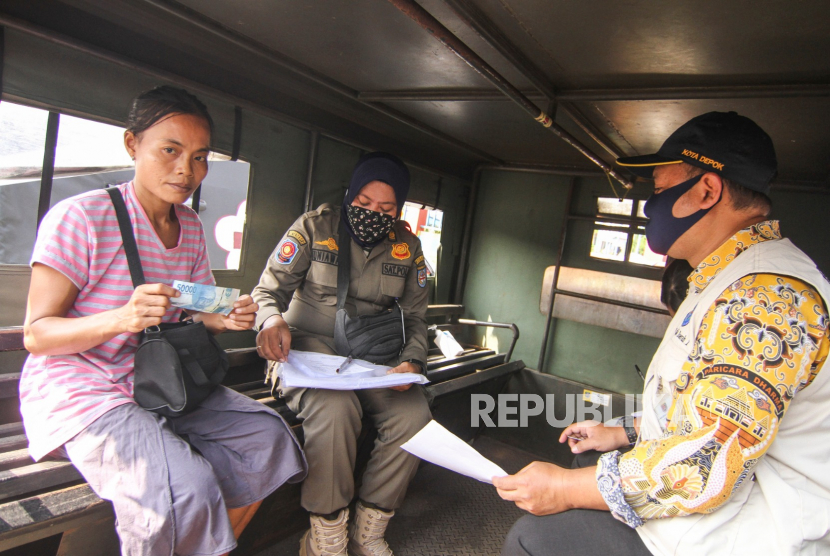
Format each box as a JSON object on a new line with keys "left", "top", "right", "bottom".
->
{"left": 0, "top": 0, "right": 828, "bottom": 555}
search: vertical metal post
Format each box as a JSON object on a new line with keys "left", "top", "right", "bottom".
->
{"left": 452, "top": 167, "right": 481, "bottom": 304}
{"left": 304, "top": 131, "right": 319, "bottom": 213}
{"left": 230, "top": 105, "right": 242, "bottom": 161}
{"left": 536, "top": 177, "right": 576, "bottom": 371}
{"left": 0, "top": 27, "right": 5, "bottom": 106}
{"left": 36, "top": 112, "right": 60, "bottom": 229}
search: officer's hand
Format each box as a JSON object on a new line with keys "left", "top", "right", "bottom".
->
{"left": 386, "top": 361, "right": 419, "bottom": 391}
{"left": 256, "top": 315, "right": 292, "bottom": 362}
{"left": 493, "top": 462, "right": 568, "bottom": 516}
{"left": 559, "top": 420, "right": 629, "bottom": 453}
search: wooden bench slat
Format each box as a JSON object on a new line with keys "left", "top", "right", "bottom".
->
{"left": 0, "top": 423, "right": 24, "bottom": 439}
{"left": 0, "top": 374, "right": 20, "bottom": 400}
{"left": 0, "top": 461, "right": 83, "bottom": 503}
{"left": 0, "top": 328, "right": 25, "bottom": 353}
{"left": 0, "top": 450, "right": 32, "bottom": 473}
{"left": 0, "top": 483, "right": 109, "bottom": 550}
{"left": 0, "top": 436, "right": 28, "bottom": 454}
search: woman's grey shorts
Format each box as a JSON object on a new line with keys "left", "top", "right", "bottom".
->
{"left": 62, "top": 386, "right": 307, "bottom": 556}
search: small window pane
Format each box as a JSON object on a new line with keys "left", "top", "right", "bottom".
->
{"left": 49, "top": 115, "right": 136, "bottom": 208}
{"left": 0, "top": 102, "right": 49, "bottom": 264}
{"left": 637, "top": 200, "right": 648, "bottom": 218}
{"left": 203, "top": 160, "right": 252, "bottom": 270}
{"left": 54, "top": 114, "right": 133, "bottom": 174}
{"left": 597, "top": 197, "right": 633, "bottom": 216}
{"left": 401, "top": 202, "right": 442, "bottom": 278}
{"left": 0, "top": 102, "right": 48, "bottom": 183}
{"left": 590, "top": 228, "right": 628, "bottom": 261}
{"left": 629, "top": 233, "right": 667, "bottom": 267}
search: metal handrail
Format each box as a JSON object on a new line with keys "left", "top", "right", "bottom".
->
{"left": 454, "top": 319, "right": 520, "bottom": 363}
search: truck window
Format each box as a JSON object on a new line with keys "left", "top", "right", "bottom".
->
{"left": 590, "top": 196, "right": 665, "bottom": 267}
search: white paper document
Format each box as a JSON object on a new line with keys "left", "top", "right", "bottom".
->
{"left": 278, "top": 350, "right": 430, "bottom": 390}
{"left": 400, "top": 420, "right": 507, "bottom": 484}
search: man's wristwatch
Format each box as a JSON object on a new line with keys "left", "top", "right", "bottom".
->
{"left": 622, "top": 415, "right": 638, "bottom": 446}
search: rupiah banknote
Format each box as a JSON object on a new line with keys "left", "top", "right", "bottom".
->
{"left": 171, "top": 281, "right": 240, "bottom": 315}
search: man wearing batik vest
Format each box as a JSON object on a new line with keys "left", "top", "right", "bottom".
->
{"left": 496, "top": 112, "right": 830, "bottom": 556}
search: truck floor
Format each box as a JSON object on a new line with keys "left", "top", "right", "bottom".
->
{"left": 256, "top": 434, "right": 540, "bottom": 556}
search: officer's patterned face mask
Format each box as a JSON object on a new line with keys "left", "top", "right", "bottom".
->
{"left": 346, "top": 205, "right": 396, "bottom": 244}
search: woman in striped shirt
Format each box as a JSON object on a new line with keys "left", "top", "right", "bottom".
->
{"left": 20, "top": 86, "right": 306, "bottom": 556}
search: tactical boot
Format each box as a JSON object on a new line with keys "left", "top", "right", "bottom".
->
{"left": 347, "top": 501, "right": 394, "bottom": 556}
{"left": 300, "top": 508, "right": 349, "bottom": 556}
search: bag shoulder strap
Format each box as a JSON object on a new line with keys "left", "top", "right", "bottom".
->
{"left": 336, "top": 218, "right": 351, "bottom": 311}
{"left": 106, "top": 186, "right": 146, "bottom": 287}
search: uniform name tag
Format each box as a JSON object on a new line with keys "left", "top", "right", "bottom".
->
{"left": 382, "top": 263, "right": 409, "bottom": 277}
{"left": 311, "top": 249, "right": 338, "bottom": 266}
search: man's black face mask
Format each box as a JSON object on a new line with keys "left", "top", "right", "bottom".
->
{"left": 644, "top": 175, "right": 720, "bottom": 255}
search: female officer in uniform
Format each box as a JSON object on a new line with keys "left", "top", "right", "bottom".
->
{"left": 252, "top": 152, "right": 432, "bottom": 556}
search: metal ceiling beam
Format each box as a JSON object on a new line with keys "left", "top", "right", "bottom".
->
{"left": 439, "top": 0, "right": 628, "bottom": 160}
{"left": 360, "top": 83, "right": 830, "bottom": 102}
{"left": 136, "top": 0, "right": 501, "bottom": 165}
{"left": 556, "top": 84, "right": 830, "bottom": 102}
{"left": 480, "top": 163, "right": 605, "bottom": 177}
{"left": 440, "top": 0, "right": 556, "bottom": 99}
{"left": 358, "top": 88, "right": 547, "bottom": 101}
{"left": 387, "top": 0, "right": 633, "bottom": 189}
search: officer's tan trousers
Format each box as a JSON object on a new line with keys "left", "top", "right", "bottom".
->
{"left": 278, "top": 382, "right": 431, "bottom": 515}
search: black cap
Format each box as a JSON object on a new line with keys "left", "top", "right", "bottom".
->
{"left": 616, "top": 111, "right": 777, "bottom": 195}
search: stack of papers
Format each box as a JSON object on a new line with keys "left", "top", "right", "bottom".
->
{"left": 279, "top": 350, "right": 430, "bottom": 390}
{"left": 401, "top": 420, "right": 508, "bottom": 484}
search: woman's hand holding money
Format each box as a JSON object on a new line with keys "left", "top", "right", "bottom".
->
{"left": 114, "top": 283, "right": 180, "bottom": 333}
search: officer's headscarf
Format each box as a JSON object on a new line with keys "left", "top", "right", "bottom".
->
{"left": 341, "top": 152, "right": 410, "bottom": 247}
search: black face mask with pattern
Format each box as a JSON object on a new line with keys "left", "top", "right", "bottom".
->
{"left": 345, "top": 205, "right": 395, "bottom": 246}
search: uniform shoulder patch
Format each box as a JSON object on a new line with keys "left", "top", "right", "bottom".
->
{"left": 417, "top": 267, "right": 427, "bottom": 288}
{"left": 414, "top": 254, "right": 426, "bottom": 269}
{"left": 276, "top": 238, "right": 299, "bottom": 264}
{"left": 287, "top": 230, "right": 307, "bottom": 245}
{"left": 391, "top": 242, "right": 411, "bottom": 260}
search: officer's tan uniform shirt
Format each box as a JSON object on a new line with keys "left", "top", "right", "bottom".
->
{"left": 253, "top": 204, "right": 429, "bottom": 368}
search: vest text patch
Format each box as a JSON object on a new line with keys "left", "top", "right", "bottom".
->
{"left": 382, "top": 263, "right": 409, "bottom": 277}
{"left": 311, "top": 249, "right": 338, "bottom": 266}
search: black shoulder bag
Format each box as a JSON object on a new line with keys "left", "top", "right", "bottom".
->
{"left": 107, "top": 187, "right": 228, "bottom": 417}
{"left": 333, "top": 220, "right": 406, "bottom": 364}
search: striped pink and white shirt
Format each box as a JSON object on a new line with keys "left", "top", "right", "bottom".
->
{"left": 20, "top": 182, "right": 214, "bottom": 461}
